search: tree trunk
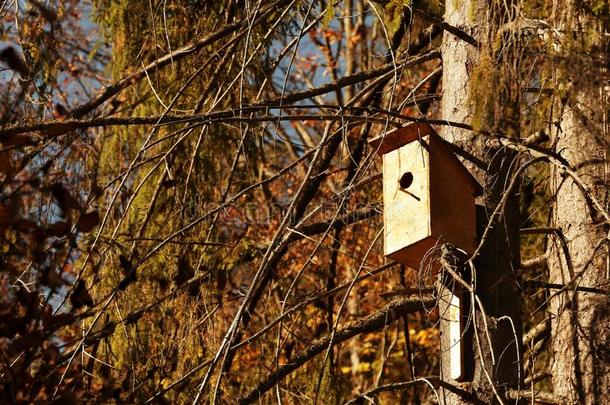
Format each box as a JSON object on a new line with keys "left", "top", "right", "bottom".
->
{"left": 549, "top": 87, "right": 610, "bottom": 405}
{"left": 546, "top": 6, "right": 610, "bottom": 403}
{"left": 439, "top": 0, "right": 523, "bottom": 402}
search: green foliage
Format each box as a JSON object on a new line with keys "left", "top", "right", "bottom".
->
{"left": 384, "top": 0, "right": 411, "bottom": 34}
{"left": 323, "top": 0, "right": 339, "bottom": 27}
{"left": 468, "top": 52, "right": 496, "bottom": 133}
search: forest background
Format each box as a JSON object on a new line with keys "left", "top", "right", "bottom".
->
{"left": 0, "top": 0, "right": 609, "bottom": 404}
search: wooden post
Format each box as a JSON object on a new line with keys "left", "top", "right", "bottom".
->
{"left": 437, "top": 245, "right": 471, "bottom": 385}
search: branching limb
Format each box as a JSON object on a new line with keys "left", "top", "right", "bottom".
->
{"left": 69, "top": 0, "right": 294, "bottom": 118}
{"left": 344, "top": 376, "right": 486, "bottom": 405}
{"left": 523, "top": 317, "right": 550, "bottom": 347}
{"left": 414, "top": 8, "right": 479, "bottom": 47}
{"left": 521, "top": 254, "right": 548, "bottom": 270}
{"left": 239, "top": 296, "right": 435, "bottom": 404}
{"left": 506, "top": 388, "right": 569, "bottom": 404}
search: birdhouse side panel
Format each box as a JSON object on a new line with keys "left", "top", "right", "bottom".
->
{"left": 382, "top": 140, "right": 432, "bottom": 259}
{"left": 429, "top": 136, "right": 478, "bottom": 254}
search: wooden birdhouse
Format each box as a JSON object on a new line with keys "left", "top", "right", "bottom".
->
{"left": 369, "top": 122, "right": 482, "bottom": 269}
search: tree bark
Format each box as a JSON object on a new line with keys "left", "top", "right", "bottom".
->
{"left": 548, "top": 85, "right": 610, "bottom": 405}
{"left": 439, "top": 1, "right": 523, "bottom": 402}
{"left": 545, "top": 5, "right": 610, "bottom": 403}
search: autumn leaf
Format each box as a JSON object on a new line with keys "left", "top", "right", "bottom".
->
{"left": 47, "top": 221, "right": 71, "bottom": 237}
{"left": 30, "top": 0, "right": 58, "bottom": 22}
{"left": 0, "top": 152, "right": 12, "bottom": 177}
{"left": 42, "top": 341, "right": 61, "bottom": 365}
{"left": 76, "top": 211, "right": 100, "bottom": 233}
{"left": 118, "top": 255, "right": 132, "bottom": 273}
{"left": 0, "top": 134, "right": 36, "bottom": 147}
{"left": 161, "top": 179, "right": 176, "bottom": 188}
{"left": 43, "top": 306, "right": 75, "bottom": 331}
{"left": 90, "top": 183, "right": 104, "bottom": 198}
{"left": 1, "top": 260, "right": 19, "bottom": 275}
{"left": 173, "top": 256, "right": 194, "bottom": 286}
{"left": 11, "top": 334, "right": 44, "bottom": 353}
{"left": 41, "top": 267, "right": 66, "bottom": 289}
{"left": 53, "top": 103, "right": 69, "bottom": 120}
{"left": 0, "top": 46, "right": 30, "bottom": 76}
{"left": 118, "top": 255, "right": 136, "bottom": 290}
{"left": 51, "top": 183, "right": 82, "bottom": 214}
{"left": 13, "top": 218, "right": 46, "bottom": 240}
{"left": 0, "top": 203, "right": 15, "bottom": 226}
{"left": 70, "top": 280, "right": 94, "bottom": 309}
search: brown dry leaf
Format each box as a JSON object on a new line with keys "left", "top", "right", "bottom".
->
{"left": 90, "top": 183, "right": 104, "bottom": 198}
{"left": 10, "top": 334, "right": 44, "bottom": 353}
{"left": 47, "top": 221, "right": 71, "bottom": 237}
{"left": 0, "top": 134, "right": 36, "bottom": 147}
{"left": 30, "top": 0, "right": 58, "bottom": 22}
{"left": 0, "top": 46, "right": 30, "bottom": 76}
{"left": 75, "top": 211, "right": 100, "bottom": 233}
{"left": 70, "top": 280, "right": 94, "bottom": 309}
{"left": 51, "top": 183, "right": 82, "bottom": 214}
{"left": 43, "top": 311, "right": 75, "bottom": 331}
{"left": 0, "top": 203, "right": 14, "bottom": 226}
{"left": 0, "top": 152, "right": 12, "bottom": 177}
{"left": 1, "top": 260, "right": 19, "bottom": 275}
{"left": 13, "top": 218, "right": 40, "bottom": 232}
{"left": 42, "top": 341, "right": 60, "bottom": 365}
{"left": 173, "top": 256, "right": 194, "bottom": 286}
{"left": 42, "top": 267, "right": 66, "bottom": 289}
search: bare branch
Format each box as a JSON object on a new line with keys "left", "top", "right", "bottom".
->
{"left": 506, "top": 389, "right": 569, "bottom": 404}
{"left": 69, "top": 0, "right": 294, "bottom": 118}
{"left": 344, "top": 377, "right": 486, "bottom": 405}
{"left": 521, "top": 254, "right": 548, "bottom": 270}
{"left": 523, "top": 317, "right": 550, "bottom": 347}
{"left": 239, "top": 296, "right": 435, "bottom": 404}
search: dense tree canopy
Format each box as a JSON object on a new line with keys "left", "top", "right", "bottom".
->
{"left": 1, "top": 0, "right": 609, "bottom": 403}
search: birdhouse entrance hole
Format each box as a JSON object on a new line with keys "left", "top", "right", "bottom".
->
{"left": 399, "top": 172, "right": 414, "bottom": 189}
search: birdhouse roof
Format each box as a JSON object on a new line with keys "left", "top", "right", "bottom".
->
{"left": 369, "top": 122, "right": 483, "bottom": 196}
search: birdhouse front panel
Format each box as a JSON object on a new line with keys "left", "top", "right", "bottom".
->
{"left": 382, "top": 136, "right": 432, "bottom": 265}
